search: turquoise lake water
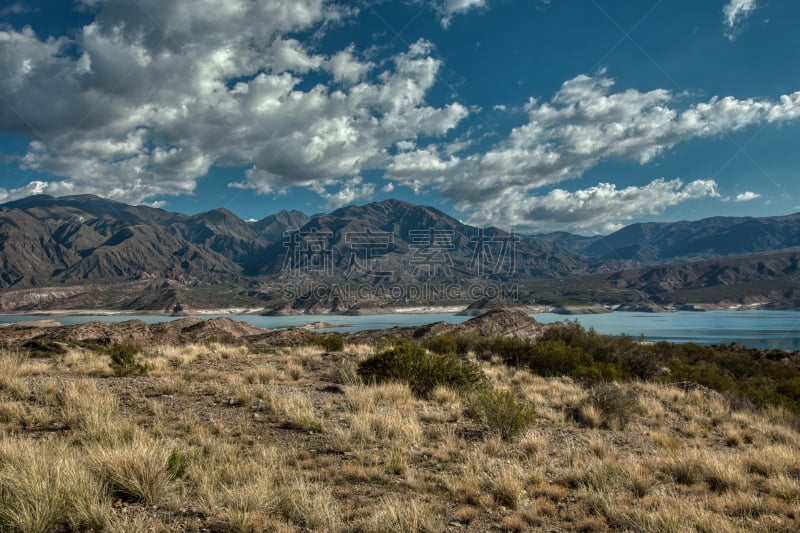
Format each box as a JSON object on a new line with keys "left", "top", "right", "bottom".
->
{"left": 2, "top": 310, "right": 800, "bottom": 350}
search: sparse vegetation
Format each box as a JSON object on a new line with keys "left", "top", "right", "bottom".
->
{"left": 465, "top": 387, "right": 536, "bottom": 440}
{"left": 572, "top": 382, "right": 639, "bottom": 430}
{"left": 308, "top": 333, "right": 346, "bottom": 352}
{"left": 426, "top": 321, "right": 800, "bottom": 417}
{"left": 108, "top": 345, "right": 147, "bottom": 376}
{"left": 1, "top": 330, "right": 799, "bottom": 531}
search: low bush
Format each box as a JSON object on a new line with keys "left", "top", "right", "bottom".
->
{"left": 108, "top": 345, "right": 147, "bottom": 376}
{"left": 308, "top": 334, "right": 345, "bottom": 352}
{"left": 357, "top": 341, "right": 484, "bottom": 398}
{"left": 20, "top": 339, "right": 67, "bottom": 358}
{"left": 571, "top": 383, "right": 639, "bottom": 430}
{"left": 465, "top": 387, "right": 536, "bottom": 440}
{"left": 166, "top": 449, "right": 189, "bottom": 480}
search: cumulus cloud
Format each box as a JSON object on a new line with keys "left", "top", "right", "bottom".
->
{"left": 734, "top": 191, "right": 761, "bottom": 202}
{"left": 0, "top": 179, "right": 76, "bottom": 202}
{"left": 386, "top": 73, "right": 800, "bottom": 230}
{"left": 723, "top": 0, "right": 757, "bottom": 40}
{"left": 326, "top": 44, "right": 373, "bottom": 84}
{"left": 313, "top": 176, "right": 376, "bottom": 209}
{"left": 464, "top": 178, "right": 720, "bottom": 234}
{"left": 1, "top": 2, "right": 798, "bottom": 234}
{"left": 0, "top": 0, "right": 467, "bottom": 204}
{"left": 435, "top": 0, "right": 487, "bottom": 28}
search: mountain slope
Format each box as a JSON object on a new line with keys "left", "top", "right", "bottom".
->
{"left": 0, "top": 196, "right": 242, "bottom": 288}
{"left": 0, "top": 207, "right": 80, "bottom": 287}
{"left": 584, "top": 214, "right": 800, "bottom": 263}
{"left": 249, "top": 210, "right": 310, "bottom": 243}
{"left": 250, "top": 199, "right": 588, "bottom": 281}
{"left": 2, "top": 194, "right": 800, "bottom": 315}
{"left": 58, "top": 225, "right": 241, "bottom": 283}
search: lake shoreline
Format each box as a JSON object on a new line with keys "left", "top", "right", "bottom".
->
{"left": 2, "top": 308, "right": 800, "bottom": 351}
{"left": 6, "top": 302, "right": 794, "bottom": 318}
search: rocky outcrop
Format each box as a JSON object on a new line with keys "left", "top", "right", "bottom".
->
{"left": 450, "top": 309, "right": 546, "bottom": 340}
{"left": 0, "top": 317, "right": 270, "bottom": 346}
{"left": 354, "top": 309, "right": 546, "bottom": 342}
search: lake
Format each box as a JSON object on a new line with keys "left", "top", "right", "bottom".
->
{"left": 2, "top": 310, "right": 799, "bottom": 351}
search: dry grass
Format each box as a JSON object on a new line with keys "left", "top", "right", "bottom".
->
{"left": 345, "top": 343, "right": 376, "bottom": 357}
{"left": 1, "top": 339, "right": 799, "bottom": 531}
{"left": 0, "top": 437, "right": 110, "bottom": 532}
{"left": 362, "top": 495, "right": 443, "bottom": 533}
{"left": 144, "top": 344, "right": 206, "bottom": 367}
{"left": 263, "top": 390, "right": 324, "bottom": 431}
{"left": 87, "top": 432, "right": 173, "bottom": 505}
{"left": 62, "top": 347, "right": 114, "bottom": 377}
{"left": 59, "top": 379, "right": 123, "bottom": 442}
{"left": 337, "top": 383, "right": 422, "bottom": 449}
{"left": 0, "top": 349, "right": 29, "bottom": 400}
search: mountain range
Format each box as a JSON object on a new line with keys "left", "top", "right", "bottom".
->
{"left": 1, "top": 194, "right": 799, "bottom": 312}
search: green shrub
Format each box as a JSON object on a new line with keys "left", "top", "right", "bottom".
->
{"left": 309, "top": 334, "right": 345, "bottom": 352}
{"left": 423, "top": 335, "right": 460, "bottom": 356}
{"left": 108, "top": 345, "right": 147, "bottom": 376}
{"left": 20, "top": 339, "right": 67, "bottom": 358}
{"left": 357, "top": 341, "right": 485, "bottom": 398}
{"left": 425, "top": 323, "right": 800, "bottom": 420}
{"left": 520, "top": 340, "right": 592, "bottom": 376}
{"left": 166, "top": 449, "right": 189, "bottom": 480}
{"left": 465, "top": 387, "right": 535, "bottom": 440}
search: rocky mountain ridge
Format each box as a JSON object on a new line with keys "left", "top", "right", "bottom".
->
{"left": 2, "top": 194, "right": 800, "bottom": 311}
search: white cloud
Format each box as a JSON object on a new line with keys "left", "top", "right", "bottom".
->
{"left": 326, "top": 44, "right": 373, "bottom": 84}
{"left": 723, "top": 0, "right": 757, "bottom": 40}
{"left": 466, "top": 178, "right": 720, "bottom": 234}
{"left": 313, "top": 176, "right": 375, "bottom": 209}
{"left": 734, "top": 191, "right": 761, "bottom": 202}
{"left": 435, "top": 0, "right": 487, "bottom": 28}
{"left": 1, "top": 3, "right": 798, "bottom": 234}
{"left": 0, "top": 1, "right": 467, "bottom": 205}
{"left": 385, "top": 73, "right": 800, "bottom": 230}
{"left": 0, "top": 179, "right": 76, "bottom": 202}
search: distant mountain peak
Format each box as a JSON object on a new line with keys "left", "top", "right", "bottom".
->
{"left": 2, "top": 194, "right": 800, "bottom": 296}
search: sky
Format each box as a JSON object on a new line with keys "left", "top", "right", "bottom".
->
{"left": 1, "top": 0, "right": 799, "bottom": 235}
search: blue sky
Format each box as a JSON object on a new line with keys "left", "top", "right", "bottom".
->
{"left": 1, "top": 0, "right": 799, "bottom": 234}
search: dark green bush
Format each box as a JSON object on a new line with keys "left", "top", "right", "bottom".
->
{"left": 308, "top": 334, "right": 345, "bottom": 352}
{"left": 423, "top": 334, "right": 460, "bottom": 355}
{"left": 166, "top": 449, "right": 189, "bottom": 480}
{"left": 520, "top": 340, "right": 592, "bottom": 376}
{"left": 466, "top": 387, "right": 536, "bottom": 440}
{"left": 21, "top": 339, "right": 67, "bottom": 358}
{"left": 426, "top": 323, "right": 800, "bottom": 419}
{"left": 108, "top": 345, "right": 147, "bottom": 376}
{"left": 357, "top": 341, "right": 485, "bottom": 398}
